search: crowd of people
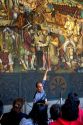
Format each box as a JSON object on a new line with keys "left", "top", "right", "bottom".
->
{"left": 0, "top": 69, "right": 83, "bottom": 125}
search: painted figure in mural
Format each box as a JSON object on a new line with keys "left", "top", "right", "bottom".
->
{"left": 49, "top": 29, "right": 70, "bottom": 71}
{"left": 8, "top": 52, "right": 14, "bottom": 72}
{"left": 73, "top": 20, "right": 80, "bottom": 36}
{"left": 34, "top": 30, "right": 49, "bottom": 70}
{"left": 64, "top": 15, "right": 75, "bottom": 36}
{"left": 63, "top": 36, "right": 76, "bottom": 68}
{"left": 0, "top": 47, "right": 13, "bottom": 72}
{"left": 41, "top": 30, "right": 51, "bottom": 70}
{"left": 35, "top": 46, "right": 43, "bottom": 70}
{"left": 48, "top": 34, "right": 59, "bottom": 70}
{"left": 55, "top": 47, "right": 69, "bottom": 70}
{"left": 3, "top": 27, "right": 16, "bottom": 52}
{"left": 24, "top": 49, "right": 29, "bottom": 69}
{"left": 24, "top": 48, "right": 36, "bottom": 70}
{"left": 19, "top": 46, "right": 27, "bottom": 70}
{"left": 66, "top": 44, "right": 74, "bottom": 65}
{"left": 76, "top": 35, "right": 83, "bottom": 65}
{"left": 30, "top": 53, "right": 36, "bottom": 70}
{"left": 44, "top": 32, "right": 51, "bottom": 70}
{"left": 23, "top": 28, "right": 36, "bottom": 70}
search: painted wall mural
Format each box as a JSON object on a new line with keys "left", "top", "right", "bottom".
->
{"left": 0, "top": 0, "right": 83, "bottom": 73}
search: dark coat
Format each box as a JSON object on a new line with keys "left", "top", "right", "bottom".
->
{"left": 0, "top": 110, "right": 28, "bottom": 125}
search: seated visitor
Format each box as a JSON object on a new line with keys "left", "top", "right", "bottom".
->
{"left": 0, "top": 100, "right": 3, "bottom": 117}
{"left": 67, "top": 92, "right": 83, "bottom": 124}
{"left": 0, "top": 98, "right": 28, "bottom": 125}
{"left": 49, "top": 92, "right": 83, "bottom": 125}
{"left": 48, "top": 104, "right": 61, "bottom": 124}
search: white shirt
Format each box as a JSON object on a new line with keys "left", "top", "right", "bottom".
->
{"left": 19, "top": 118, "right": 34, "bottom": 125}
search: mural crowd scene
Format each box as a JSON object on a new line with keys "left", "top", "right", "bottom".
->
{"left": 0, "top": 0, "right": 83, "bottom": 72}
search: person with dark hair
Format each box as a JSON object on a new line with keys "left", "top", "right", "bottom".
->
{"left": 29, "top": 69, "right": 48, "bottom": 125}
{"left": 67, "top": 92, "right": 80, "bottom": 105}
{"left": 0, "top": 98, "right": 28, "bottom": 125}
{"left": 62, "top": 92, "right": 80, "bottom": 121}
{"left": 33, "top": 69, "right": 48, "bottom": 104}
{"left": 49, "top": 92, "right": 83, "bottom": 125}
{"left": 48, "top": 104, "right": 61, "bottom": 124}
{"left": 0, "top": 100, "right": 3, "bottom": 117}
{"left": 50, "top": 104, "right": 61, "bottom": 121}
{"left": 67, "top": 92, "right": 83, "bottom": 123}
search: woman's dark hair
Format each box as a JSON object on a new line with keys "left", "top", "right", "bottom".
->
{"left": 67, "top": 92, "right": 80, "bottom": 106}
{"left": 61, "top": 92, "right": 79, "bottom": 121}
{"left": 50, "top": 104, "right": 61, "bottom": 120}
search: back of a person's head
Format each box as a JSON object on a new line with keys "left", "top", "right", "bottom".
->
{"left": 67, "top": 92, "right": 80, "bottom": 106}
{"left": 0, "top": 100, "right": 3, "bottom": 117}
{"left": 61, "top": 92, "right": 79, "bottom": 121}
{"left": 50, "top": 104, "right": 61, "bottom": 120}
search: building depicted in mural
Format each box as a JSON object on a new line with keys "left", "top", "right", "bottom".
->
{"left": 0, "top": 0, "right": 83, "bottom": 72}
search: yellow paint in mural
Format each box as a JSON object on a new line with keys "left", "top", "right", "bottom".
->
{"left": 0, "top": 32, "right": 3, "bottom": 49}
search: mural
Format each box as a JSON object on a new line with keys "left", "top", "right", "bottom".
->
{"left": 0, "top": 0, "right": 83, "bottom": 73}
